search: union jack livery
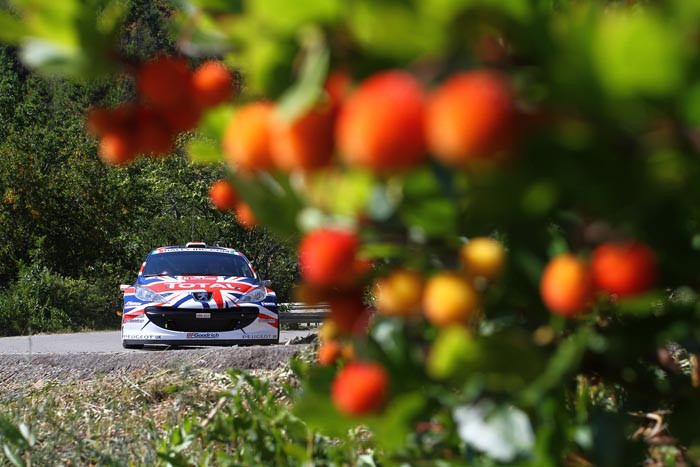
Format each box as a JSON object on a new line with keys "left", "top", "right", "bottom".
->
{"left": 121, "top": 242, "right": 278, "bottom": 348}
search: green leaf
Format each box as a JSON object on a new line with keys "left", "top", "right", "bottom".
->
{"left": 0, "top": 12, "right": 26, "bottom": 44}
{"left": 369, "top": 392, "right": 426, "bottom": 453}
{"left": 186, "top": 138, "right": 223, "bottom": 164}
{"left": 521, "top": 328, "right": 591, "bottom": 406}
{"left": 199, "top": 105, "right": 235, "bottom": 143}
{"left": 593, "top": 9, "right": 683, "bottom": 97}
{"left": 276, "top": 28, "right": 329, "bottom": 122}
{"left": 230, "top": 172, "right": 303, "bottom": 237}
{"left": 2, "top": 445, "right": 23, "bottom": 467}
{"left": 420, "top": 0, "right": 532, "bottom": 23}
{"left": 615, "top": 292, "right": 666, "bottom": 317}
{"left": 348, "top": 0, "right": 445, "bottom": 60}
{"left": 18, "top": 423, "right": 34, "bottom": 447}
{"left": 427, "top": 325, "right": 477, "bottom": 380}
{"left": 294, "top": 367, "right": 358, "bottom": 436}
{"left": 247, "top": 0, "right": 342, "bottom": 35}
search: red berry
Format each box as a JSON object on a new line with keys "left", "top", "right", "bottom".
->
{"left": 139, "top": 56, "right": 192, "bottom": 109}
{"left": 592, "top": 242, "right": 657, "bottom": 297}
{"left": 328, "top": 292, "right": 369, "bottom": 335}
{"left": 192, "top": 61, "right": 234, "bottom": 109}
{"left": 299, "top": 229, "right": 359, "bottom": 287}
{"left": 159, "top": 98, "right": 202, "bottom": 133}
{"left": 336, "top": 71, "right": 427, "bottom": 172}
{"left": 332, "top": 362, "right": 388, "bottom": 416}
{"left": 86, "top": 108, "right": 115, "bottom": 136}
{"left": 209, "top": 180, "right": 238, "bottom": 212}
{"left": 271, "top": 106, "right": 335, "bottom": 171}
{"left": 325, "top": 70, "right": 352, "bottom": 111}
{"left": 135, "top": 108, "right": 174, "bottom": 156}
{"left": 427, "top": 71, "right": 516, "bottom": 165}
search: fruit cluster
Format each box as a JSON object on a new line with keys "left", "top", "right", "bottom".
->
{"left": 540, "top": 241, "right": 657, "bottom": 316}
{"left": 299, "top": 229, "right": 506, "bottom": 416}
{"left": 221, "top": 69, "right": 516, "bottom": 175}
{"left": 87, "top": 57, "right": 234, "bottom": 165}
{"left": 208, "top": 179, "right": 257, "bottom": 228}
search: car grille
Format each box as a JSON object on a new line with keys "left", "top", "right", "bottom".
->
{"left": 145, "top": 306, "right": 260, "bottom": 332}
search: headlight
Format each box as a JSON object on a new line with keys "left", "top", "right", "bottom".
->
{"left": 135, "top": 286, "right": 166, "bottom": 303}
{"left": 236, "top": 285, "right": 267, "bottom": 304}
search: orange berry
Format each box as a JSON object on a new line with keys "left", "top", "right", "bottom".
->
{"left": 460, "top": 237, "right": 506, "bottom": 280}
{"left": 209, "top": 180, "right": 238, "bottom": 212}
{"left": 540, "top": 254, "right": 593, "bottom": 316}
{"left": 98, "top": 131, "right": 136, "bottom": 165}
{"left": 234, "top": 202, "right": 257, "bottom": 228}
{"left": 591, "top": 242, "right": 656, "bottom": 297}
{"left": 341, "top": 342, "right": 356, "bottom": 361}
{"left": 332, "top": 362, "right": 388, "bottom": 416}
{"left": 427, "top": 71, "right": 515, "bottom": 165}
{"left": 223, "top": 102, "right": 275, "bottom": 172}
{"left": 191, "top": 61, "right": 234, "bottom": 109}
{"left": 423, "top": 273, "right": 479, "bottom": 327}
{"left": 373, "top": 269, "right": 424, "bottom": 317}
{"left": 299, "top": 229, "right": 358, "bottom": 287}
{"left": 317, "top": 340, "right": 342, "bottom": 366}
{"left": 139, "top": 56, "right": 192, "bottom": 109}
{"left": 319, "top": 319, "right": 340, "bottom": 342}
{"left": 271, "top": 107, "right": 335, "bottom": 171}
{"left": 336, "top": 71, "right": 427, "bottom": 172}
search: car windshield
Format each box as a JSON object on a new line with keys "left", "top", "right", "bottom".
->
{"left": 142, "top": 251, "right": 255, "bottom": 277}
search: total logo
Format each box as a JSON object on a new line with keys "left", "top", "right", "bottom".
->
{"left": 186, "top": 332, "right": 220, "bottom": 339}
{"left": 165, "top": 283, "right": 243, "bottom": 290}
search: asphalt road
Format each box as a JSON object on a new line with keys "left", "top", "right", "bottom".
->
{"left": 0, "top": 329, "right": 316, "bottom": 354}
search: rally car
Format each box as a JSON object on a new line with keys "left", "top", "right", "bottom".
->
{"left": 120, "top": 242, "right": 279, "bottom": 349}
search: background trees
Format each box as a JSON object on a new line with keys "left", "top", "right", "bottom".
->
{"left": 0, "top": 3, "right": 298, "bottom": 336}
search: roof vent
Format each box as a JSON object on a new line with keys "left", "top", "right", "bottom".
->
{"left": 186, "top": 242, "right": 207, "bottom": 248}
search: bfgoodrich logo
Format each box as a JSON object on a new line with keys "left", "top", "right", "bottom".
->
{"left": 186, "top": 332, "right": 219, "bottom": 338}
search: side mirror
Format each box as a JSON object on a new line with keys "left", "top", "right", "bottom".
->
{"left": 120, "top": 284, "right": 130, "bottom": 292}
{"left": 262, "top": 279, "right": 272, "bottom": 288}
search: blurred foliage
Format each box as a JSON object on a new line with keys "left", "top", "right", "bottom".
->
{"left": 4, "top": 0, "right": 700, "bottom": 465}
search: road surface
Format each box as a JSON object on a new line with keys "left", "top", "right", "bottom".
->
{"left": 0, "top": 329, "right": 316, "bottom": 354}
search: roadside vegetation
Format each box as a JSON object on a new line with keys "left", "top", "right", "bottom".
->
{"left": 0, "top": 344, "right": 374, "bottom": 466}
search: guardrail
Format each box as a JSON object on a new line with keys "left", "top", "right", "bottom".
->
{"left": 278, "top": 302, "right": 329, "bottom": 325}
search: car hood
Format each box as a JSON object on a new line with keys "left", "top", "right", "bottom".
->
{"left": 125, "top": 275, "right": 274, "bottom": 310}
{"left": 136, "top": 275, "right": 260, "bottom": 294}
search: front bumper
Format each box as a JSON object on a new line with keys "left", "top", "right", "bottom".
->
{"left": 121, "top": 303, "right": 279, "bottom": 346}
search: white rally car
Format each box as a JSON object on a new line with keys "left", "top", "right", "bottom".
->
{"left": 120, "top": 243, "right": 279, "bottom": 348}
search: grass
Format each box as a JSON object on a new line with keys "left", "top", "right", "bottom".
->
{"left": 0, "top": 363, "right": 299, "bottom": 466}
